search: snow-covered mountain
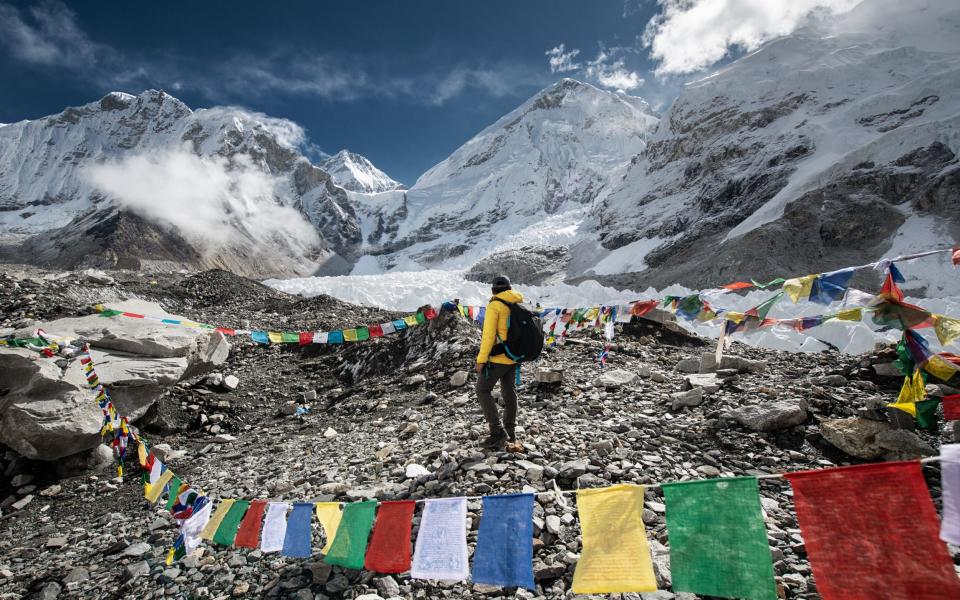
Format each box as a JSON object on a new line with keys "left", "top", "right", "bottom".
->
{"left": 589, "top": 0, "right": 960, "bottom": 293}
{"left": 352, "top": 78, "right": 659, "bottom": 273}
{"left": 319, "top": 150, "right": 403, "bottom": 193}
{"left": 0, "top": 90, "right": 396, "bottom": 277}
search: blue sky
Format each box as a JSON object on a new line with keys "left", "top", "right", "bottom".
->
{"left": 0, "top": 1, "right": 858, "bottom": 184}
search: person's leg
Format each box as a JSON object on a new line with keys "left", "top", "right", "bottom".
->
{"left": 475, "top": 365, "right": 504, "bottom": 435}
{"left": 499, "top": 364, "right": 518, "bottom": 441}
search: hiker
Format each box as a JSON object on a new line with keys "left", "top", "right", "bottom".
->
{"left": 475, "top": 275, "right": 524, "bottom": 449}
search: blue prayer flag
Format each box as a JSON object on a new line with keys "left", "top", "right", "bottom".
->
{"left": 393, "top": 319, "right": 407, "bottom": 331}
{"left": 250, "top": 331, "right": 269, "bottom": 345}
{"left": 282, "top": 503, "right": 314, "bottom": 558}
{"left": 472, "top": 494, "right": 535, "bottom": 590}
{"left": 890, "top": 262, "right": 906, "bottom": 283}
{"left": 327, "top": 330, "right": 344, "bottom": 344}
{"left": 809, "top": 268, "right": 855, "bottom": 305}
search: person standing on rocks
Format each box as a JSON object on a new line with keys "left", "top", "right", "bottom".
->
{"left": 475, "top": 275, "right": 524, "bottom": 449}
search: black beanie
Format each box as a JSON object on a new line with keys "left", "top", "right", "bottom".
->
{"left": 491, "top": 275, "right": 511, "bottom": 293}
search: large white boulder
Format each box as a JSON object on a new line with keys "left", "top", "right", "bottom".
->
{"left": 0, "top": 300, "right": 229, "bottom": 460}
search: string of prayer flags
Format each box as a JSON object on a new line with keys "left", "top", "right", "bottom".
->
{"left": 783, "top": 274, "right": 816, "bottom": 303}
{"left": 267, "top": 332, "right": 283, "bottom": 344}
{"left": 281, "top": 503, "right": 315, "bottom": 558}
{"left": 571, "top": 484, "right": 656, "bottom": 594}
{"left": 745, "top": 292, "right": 782, "bottom": 321}
{"left": 410, "top": 497, "right": 469, "bottom": 581}
{"left": 472, "top": 494, "right": 535, "bottom": 590}
{"left": 940, "top": 444, "right": 960, "bottom": 544}
{"left": 314, "top": 502, "right": 344, "bottom": 554}
{"left": 364, "top": 500, "right": 416, "bottom": 573}
{"left": 145, "top": 468, "right": 174, "bottom": 504}
{"left": 327, "top": 331, "right": 344, "bottom": 344}
{"left": 212, "top": 500, "right": 249, "bottom": 546}
{"left": 785, "top": 461, "right": 960, "bottom": 600}
{"left": 324, "top": 500, "right": 377, "bottom": 569}
{"left": 173, "top": 500, "right": 212, "bottom": 563}
{"left": 164, "top": 476, "right": 183, "bottom": 512}
{"left": 234, "top": 499, "right": 268, "bottom": 549}
{"left": 809, "top": 268, "right": 855, "bottom": 304}
{"left": 261, "top": 502, "right": 289, "bottom": 553}
{"left": 662, "top": 477, "right": 777, "bottom": 600}
{"left": 201, "top": 499, "right": 236, "bottom": 541}
{"left": 343, "top": 329, "right": 358, "bottom": 342}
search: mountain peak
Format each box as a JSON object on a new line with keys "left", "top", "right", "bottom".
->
{"left": 319, "top": 149, "right": 404, "bottom": 193}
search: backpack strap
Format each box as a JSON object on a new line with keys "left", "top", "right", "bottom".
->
{"left": 488, "top": 297, "right": 514, "bottom": 358}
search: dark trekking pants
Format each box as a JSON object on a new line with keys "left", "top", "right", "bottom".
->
{"left": 476, "top": 363, "right": 518, "bottom": 437}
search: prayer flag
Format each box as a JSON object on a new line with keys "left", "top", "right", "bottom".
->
{"left": 472, "top": 494, "right": 535, "bottom": 590}
{"left": 137, "top": 442, "right": 147, "bottom": 467}
{"left": 343, "top": 329, "right": 358, "bottom": 342}
{"left": 782, "top": 275, "right": 816, "bottom": 303}
{"left": 212, "top": 500, "right": 249, "bottom": 546}
{"left": 315, "top": 502, "right": 343, "bottom": 554}
{"left": 122, "top": 312, "right": 145, "bottom": 319}
{"left": 915, "top": 398, "right": 940, "bottom": 429}
{"left": 404, "top": 315, "right": 418, "bottom": 327}
{"left": 722, "top": 281, "right": 753, "bottom": 291}
{"left": 415, "top": 311, "right": 426, "bottom": 324}
{"left": 380, "top": 321, "right": 396, "bottom": 335}
{"left": 809, "top": 268, "right": 855, "bottom": 305}
{"left": 281, "top": 332, "right": 299, "bottom": 343}
{"left": 201, "top": 499, "right": 236, "bottom": 541}
{"left": 923, "top": 354, "right": 957, "bottom": 381}
{"left": 299, "top": 332, "right": 313, "bottom": 346}
{"left": 944, "top": 394, "right": 960, "bottom": 420}
{"left": 368, "top": 324, "right": 383, "bottom": 337}
{"left": 365, "top": 500, "right": 416, "bottom": 573}
{"left": 615, "top": 306, "right": 633, "bottom": 323}
{"left": 261, "top": 502, "right": 289, "bottom": 553}
{"left": 251, "top": 331, "right": 269, "bottom": 345}
{"left": 889, "top": 369, "right": 926, "bottom": 418}
{"left": 164, "top": 476, "right": 182, "bottom": 512}
{"left": 751, "top": 277, "right": 786, "bottom": 289}
{"left": 745, "top": 292, "right": 782, "bottom": 320}
{"left": 835, "top": 308, "right": 862, "bottom": 321}
{"left": 423, "top": 306, "right": 438, "bottom": 320}
{"left": 282, "top": 503, "right": 315, "bottom": 558}
{"left": 268, "top": 332, "right": 283, "bottom": 344}
{"left": 941, "top": 444, "right": 960, "bottom": 544}
{"left": 393, "top": 319, "right": 407, "bottom": 331}
{"left": 181, "top": 499, "right": 212, "bottom": 555}
{"left": 324, "top": 500, "right": 377, "bottom": 569}
{"left": 662, "top": 477, "right": 776, "bottom": 600}
{"left": 880, "top": 271, "right": 905, "bottom": 302}
{"left": 215, "top": 327, "right": 236, "bottom": 336}
{"left": 327, "top": 330, "right": 344, "bottom": 344}
{"left": 630, "top": 300, "right": 657, "bottom": 317}
{"left": 355, "top": 326, "right": 370, "bottom": 341}
{"left": 145, "top": 469, "right": 174, "bottom": 503}
{"left": 954, "top": 247, "right": 960, "bottom": 266}
{"left": 312, "top": 331, "right": 328, "bottom": 344}
{"left": 572, "top": 484, "right": 656, "bottom": 594}
{"left": 234, "top": 500, "right": 268, "bottom": 549}
{"left": 786, "top": 461, "right": 960, "bottom": 600}
{"left": 411, "top": 497, "right": 469, "bottom": 581}
{"left": 933, "top": 314, "right": 960, "bottom": 346}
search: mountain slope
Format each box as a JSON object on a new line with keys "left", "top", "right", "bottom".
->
{"left": 319, "top": 150, "right": 404, "bottom": 193}
{"left": 0, "top": 91, "right": 397, "bottom": 277}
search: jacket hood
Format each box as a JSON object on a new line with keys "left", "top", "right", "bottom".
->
{"left": 493, "top": 290, "right": 524, "bottom": 303}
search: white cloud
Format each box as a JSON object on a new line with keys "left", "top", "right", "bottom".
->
{"left": 643, "top": 0, "right": 860, "bottom": 75}
{"left": 545, "top": 44, "right": 582, "bottom": 73}
{"left": 585, "top": 48, "right": 645, "bottom": 91}
{"left": 0, "top": 0, "right": 101, "bottom": 66}
{"left": 85, "top": 150, "right": 320, "bottom": 256}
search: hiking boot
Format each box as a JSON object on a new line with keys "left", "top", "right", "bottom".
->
{"left": 480, "top": 430, "right": 508, "bottom": 449}
{"left": 505, "top": 429, "right": 516, "bottom": 443}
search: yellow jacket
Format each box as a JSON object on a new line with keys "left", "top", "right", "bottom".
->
{"left": 476, "top": 289, "right": 524, "bottom": 365}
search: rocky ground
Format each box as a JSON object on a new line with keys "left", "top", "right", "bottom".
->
{"left": 0, "top": 266, "right": 956, "bottom": 600}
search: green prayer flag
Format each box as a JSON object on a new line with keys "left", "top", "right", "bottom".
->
{"left": 164, "top": 476, "right": 182, "bottom": 512}
{"left": 212, "top": 500, "right": 250, "bottom": 546}
{"left": 98, "top": 309, "right": 124, "bottom": 317}
{"left": 662, "top": 477, "right": 777, "bottom": 600}
{"left": 915, "top": 398, "right": 940, "bottom": 430}
{"left": 281, "top": 332, "right": 299, "bottom": 343}
{"left": 415, "top": 311, "right": 426, "bottom": 324}
{"left": 323, "top": 500, "right": 377, "bottom": 569}
{"left": 356, "top": 326, "right": 370, "bottom": 341}
{"left": 750, "top": 277, "right": 786, "bottom": 289}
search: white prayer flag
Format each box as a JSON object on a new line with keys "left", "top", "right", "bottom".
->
{"left": 941, "top": 444, "right": 960, "bottom": 544}
{"left": 182, "top": 501, "right": 212, "bottom": 553}
{"left": 616, "top": 306, "right": 633, "bottom": 323}
{"left": 381, "top": 321, "right": 396, "bottom": 335}
{"left": 261, "top": 502, "right": 290, "bottom": 553}
{"left": 312, "top": 331, "right": 328, "bottom": 344}
{"left": 411, "top": 497, "right": 469, "bottom": 581}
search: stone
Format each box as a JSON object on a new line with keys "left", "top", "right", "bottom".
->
{"left": 683, "top": 373, "right": 720, "bottom": 393}
{"left": 122, "top": 560, "right": 150, "bottom": 582}
{"left": 222, "top": 375, "right": 239, "bottom": 390}
{"left": 323, "top": 427, "right": 338, "bottom": 439}
{"left": 354, "top": 595, "right": 385, "bottom": 600}
{"left": 46, "top": 536, "right": 68, "bottom": 548}
{"left": 595, "top": 369, "right": 639, "bottom": 388}
{"left": 303, "top": 389, "right": 317, "bottom": 401}
{"left": 725, "top": 400, "right": 807, "bottom": 432}
{"left": 671, "top": 387, "right": 704, "bottom": 410}
{"left": 821, "top": 417, "right": 936, "bottom": 460}
{"left": 123, "top": 541, "right": 151, "bottom": 557}
{"left": 535, "top": 368, "right": 563, "bottom": 384}
{"left": 39, "top": 484, "right": 62, "bottom": 497}
{"left": 545, "top": 514, "right": 562, "bottom": 534}
{"left": 82, "top": 268, "right": 115, "bottom": 285}
{"left": 873, "top": 362, "right": 902, "bottom": 377}
{"left": 650, "top": 371, "right": 668, "bottom": 383}
{"left": 10, "top": 473, "right": 32, "bottom": 487}
{"left": 533, "top": 561, "right": 566, "bottom": 580}
{"left": 404, "top": 374, "right": 427, "bottom": 387}
{"left": 675, "top": 357, "right": 700, "bottom": 373}
{"left": 280, "top": 404, "right": 297, "bottom": 416}
{"left": 405, "top": 463, "right": 430, "bottom": 478}
{"left": 37, "top": 581, "right": 61, "bottom": 600}
{"left": 63, "top": 567, "right": 89, "bottom": 585}
{"left": 449, "top": 371, "right": 469, "bottom": 387}
{"left": 306, "top": 561, "right": 333, "bottom": 585}
{"left": 373, "top": 575, "right": 401, "bottom": 598}
{"left": 11, "top": 494, "right": 32, "bottom": 510}
{"left": 558, "top": 459, "right": 589, "bottom": 479}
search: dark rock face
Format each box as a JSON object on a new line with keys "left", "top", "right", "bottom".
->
{"left": 465, "top": 246, "right": 571, "bottom": 286}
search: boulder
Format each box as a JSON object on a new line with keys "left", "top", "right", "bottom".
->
{"left": 595, "top": 369, "right": 638, "bottom": 388}
{"left": 700, "top": 351, "right": 767, "bottom": 373}
{"left": 0, "top": 300, "right": 229, "bottom": 460}
{"left": 449, "top": 371, "right": 469, "bottom": 387}
{"left": 535, "top": 368, "right": 563, "bottom": 384}
{"left": 675, "top": 357, "right": 700, "bottom": 373}
{"left": 671, "top": 388, "right": 704, "bottom": 410}
{"left": 820, "top": 417, "right": 936, "bottom": 460}
{"left": 725, "top": 400, "right": 807, "bottom": 432}
{"left": 683, "top": 373, "right": 720, "bottom": 393}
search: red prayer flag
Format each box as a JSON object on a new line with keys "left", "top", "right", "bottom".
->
{"left": 234, "top": 500, "right": 268, "bottom": 549}
{"left": 299, "top": 332, "right": 313, "bottom": 346}
{"left": 423, "top": 306, "right": 438, "bottom": 320}
{"left": 629, "top": 300, "right": 658, "bottom": 317}
{"left": 368, "top": 324, "right": 384, "bottom": 337}
{"left": 953, "top": 246, "right": 960, "bottom": 266}
{"left": 122, "top": 312, "right": 145, "bottom": 318}
{"left": 363, "top": 500, "right": 415, "bottom": 573}
{"left": 722, "top": 281, "right": 754, "bottom": 291}
{"left": 215, "top": 327, "right": 236, "bottom": 336}
{"left": 944, "top": 394, "right": 960, "bottom": 420}
{"left": 785, "top": 461, "right": 960, "bottom": 600}
{"left": 880, "top": 272, "right": 905, "bottom": 302}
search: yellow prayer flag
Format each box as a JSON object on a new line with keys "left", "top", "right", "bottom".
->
{"left": 144, "top": 469, "right": 174, "bottom": 504}
{"left": 572, "top": 484, "right": 657, "bottom": 594}
{"left": 201, "top": 499, "right": 236, "bottom": 541}
{"left": 267, "top": 332, "right": 283, "bottom": 344}
{"left": 924, "top": 354, "right": 958, "bottom": 382}
{"left": 403, "top": 315, "right": 419, "bottom": 327}
{"left": 888, "top": 370, "right": 926, "bottom": 417}
{"left": 836, "top": 308, "right": 862, "bottom": 321}
{"left": 315, "top": 502, "right": 344, "bottom": 554}
{"left": 934, "top": 314, "right": 960, "bottom": 346}
{"left": 181, "top": 321, "right": 200, "bottom": 328}
{"left": 137, "top": 442, "right": 148, "bottom": 467}
{"left": 343, "top": 329, "right": 358, "bottom": 342}
{"left": 725, "top": 312, "right": 745, "bottom": 324}
{"left": 783, "top": 275, "right": 816, "bottom": 303}
{"left": 583, "top": 307, "right": 600, "bottom": 322}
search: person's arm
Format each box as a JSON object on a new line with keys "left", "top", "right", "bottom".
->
{"left": 476, "top": 302, "right": 499, "bottom": 365}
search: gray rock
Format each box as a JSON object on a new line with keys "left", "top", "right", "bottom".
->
{"left": 683, "top": 373, "right": 720, "bottom": 393}
{"left": 595, "top": 369, "right": 638, "bottom": 388}
{"left": 404, "top": 374, "right": 427, "bottom": 387}
{"left": 725, "top": 400, "right": 807, "bottom": 432}
{"left": 373, "top": 576, "right": 401, "bottom": 598}
{"left": 122, "top": 560, "right": 150, "bottom": 582}
{"left": 303, "top": 389, "right": 317, "bottom": 401}
{"left": 10, "top": 473, "right": 32, "bottom": 487}
{"left": 37, "top": 581, "right": 61, "bottom": 600}
{"left": 821, "top": 417, "right": 935, "bottom": 460}
{"left": 873, "top": 362, "right": 902, "bottom": 377}
{"left": 675, "top": 357, "right": 700, "bottom": 373}
{"left": 545, "top": 514, "right": 562, "bottom": 534}
{"left": 671, "top": 387, "right": 704, "bottom": 410}
{"left": 535, "top": 368, "right": 563, "bottom": 384}
{"left": 222, "top": 374, "right": 239, "bottom": 391}
{"left": 449, "top": 371, "right": 469, "bottom": 387}
{"left": 11, "top": 494, "right": 32, "bottom": 510}
{"left": 63, "top": 567, "right": 89, "bottom": 585}
{"left": 123, "top": 541, "right": 151, "bottom": 557}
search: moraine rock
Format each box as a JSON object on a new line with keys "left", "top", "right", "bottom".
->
{"left": 595, "top": 369, "right": 639, "bottom": 388}
{"left": 820, "top": 417, "right": 936, "bottom": 460}
{"left": 724, "top": 400, "right": 808, "bottom": 432}
{"left": 671, "top": 387, "right": 704, "bottom": 410}
{"left": 683, "top": 373, "right": 720, "bottom": 393}
{"left": 675, "top": 357, "right": 700, "bottom": 373}
{"left": 449, "top": 371, "right": 469, "bottom": 387}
